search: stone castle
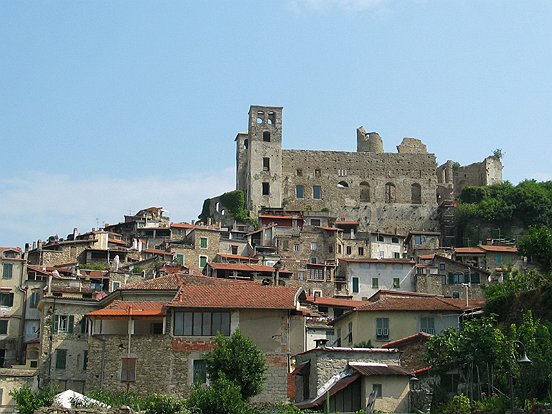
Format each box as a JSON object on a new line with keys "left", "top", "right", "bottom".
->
{"left": 234, "top": 105, "right": 503, "bottom": 234}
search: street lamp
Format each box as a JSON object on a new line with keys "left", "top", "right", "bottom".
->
{"left": 509, "top": 339, "right": 532, "bottom": 412}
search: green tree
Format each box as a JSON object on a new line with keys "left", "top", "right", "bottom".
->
{"left": 206, "top": 329, "right": 266, "bottom": 400}
{"left": 10, "top": 385, "right": 57, "bottom": 414}
{"left": 518, "top": 225, "right": 552, "bottom": 271}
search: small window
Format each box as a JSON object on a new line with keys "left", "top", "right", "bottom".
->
{"left": 112, "top": 281, "right": 121, "bottom": 291}
{"left": 200, "top": 237, "right": 208, "bottom": 249}
{"left": 439, "top": 263, "right": 446, "bottom": 270}
{"left": 0, "top": 292, "right": 13, "bottom": 307}
{"left": 293, "top": 244, "right": 300, "bottom": 252}
{"left": 377, "top": 235, "right": 384, "bottom": 242}
{"left": 352, "top": 277, "right": 359, "bottom": 293}
{"left": 379, "top": 251, "right": 385, "bottom": 258}
{"left": 2, "top": 263, "right": 13, "bottom": 280}
{"left": 263, "top": 131, "right": 270, "bottom": 142}
{"left": 347, "top": 321, "right": 353, "bottom": 344}
{"left": 152, "top": 323, "right": 163, "bottom": 335}
{"left": 452, "top": 291, "right": 460, "bottom": 299}
{"left": 29, "top": 291, "right": 40, "bottom": 308}
{"left": 0, "top": 320, "right": 7, "bottom": 335}
{"left": 262, "top": 182, "right": 270, "bottom": 196}
{"left": 337, "top": 181, "right": 349, "bottom": 188}
{"left": 296, "top": 169, "right": 303, "bottom": 176}
{"left": 193, "top": 359, "right": 207, "bottom": 384}
{"left": 310, "top": 219, "right": 320, "bottom": 226}
{"left": 373, "top": 384, "right": 383, "bottom": 398}
{"left": 263, "top": 157, "right": 270, "bottom": 171}
{"left": 310, "top": 242, "right": 317, "bottom": 251}
{"left": 313, "top": 185, "right": 322, "bottom": 199}
{"left": 268, "top": 112, "right": 276, "bottom": 125}
{"left": 310, "top": 257, "right": 317, "bottom": 264}
{"left": 393, "top": 252, "right": 401, "bottom": 259}
{"left": 360, "top": 182, "right": 370, "bottom": 202}
{"left": 393, "top": 278, "right": 400, "bottom": 288}
{"left": 83, "top": 350, "right": 88, "bottom": 371}
{"left": 256, "top": 111, "right": 264, "bottom": 124}
{"left": 421, "top": 317, "right": 435, "bottom": 334}
{"left": 346, "top": 246, "right": 352, "bottom": 255}
{"left": 54, "top": 315, "right": 74, "bottom": 334}
{"left": 358, "top": 247, "right": 364, "bottom": 256}
{"left": 176, "top": 254, "right": 185, "bottom": 265}
{"left": 314, "top": 169, "right": 321, "bottom": 177}
{"left": 56, "top": 349, "right": 67, "bottom": 370}
{"left": 313, "top": 290, "right": 322, "bottom": 298}
{"left": 243, "top": 139, "right": 248, "bottom": 149}
{"left": 376, "top": 318, "right": 389, "bottom": 340}
{"left": 329, "top": 245, "right": 333, "bottom": 253}
{"left": 496, "top": 254, "right": 503, "bottom": 265}
{"left": 231, "top": 245, "right": 238, "bottom": 255}
{"left": 411, "top": 183, "right": 422, "bottom": 204}
{"left": 391, "top": 237, "right": 399, "bottom": 244}
{"left": 199, "top": 256, "right": 208, "bottom": 268}
{"left": 298, "top": 271, "right": 305, "bottom": 280}
{"left": 337, "top": 169, "right": 348, "bottom": 177}
{"left": 385, "top": 183, "right": 396, "bottom": 203}
{"left": 121, "top": 357, "right": 137, "bottom": 382}
{"left": 372, "top": 278, "right": 379, "bottom": 289}
{"left": 296, "top": 185, "right": 304, "bottom": 199}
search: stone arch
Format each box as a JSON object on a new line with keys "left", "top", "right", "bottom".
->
{"left": 411, "top": 183, "right": 422, "bottom": 204}
{"left": 385, "top": 182, "right": 396, "bottom": 203}
{"left": 337, "top": 181, "right": 349, "bottom": 188}
{"left": 360, "top": 182, "right": 370, "bottom": 202}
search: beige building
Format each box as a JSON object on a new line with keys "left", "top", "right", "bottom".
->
{"left": 0, "top": 247, "right": 26, "bottom": 368}
{"left": 332, "top": 290, "right": 482, "bottom": 347}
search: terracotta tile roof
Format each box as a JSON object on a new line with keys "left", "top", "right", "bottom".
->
{"left": 169, "top": 284, "right": 302, "bottom": 310}
{"left": 306, "top": 296, "right": 367, "bottom": 308}
{"left": 120, "top": 273, "right": 252, "bottom": 291}
{"left": 216, "top": 253, "right": 258, "bottom": 261}
{"left": 108, "top": 238, "right": 128, "bottom": 246}
{"left": 454, "top": 247, "right": 485, "bottom": 254}
{"left": 0, "top": 247, "right": 21, "bottom": 252}
{"left": 418, "top": 254, "right": 435, "bottom": 260}
{"left": 259, "top": 214, "right": 297, "bottom": 220}
{"left": 355, "top": 295, "right": 482, "bottom": 312}
{"left": 207, "top": 262, "right": 293, "bottom": 274}
{"left": 339, "top": 258, "right": 415, "bottom": 265}
{"left": 171, "top": 223, "right": 220, "bottom": 232}
{"left": 336, "top": 220, "right": 359, "bottom": 226}
{"left": 87, "top": 301, "right": 166, "bottom": 317}
{"left": 350, "top": 362, "right": 412, "bottom": 376}
{"left": 381, "top": 332, "right": 433, "bottom": 348}
{"left": 478, "top": 245, "right": 518, "bottom": 253}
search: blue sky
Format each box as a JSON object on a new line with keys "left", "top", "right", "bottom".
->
{"left": 1, "top": 0, "right": 551, "bottom": 248}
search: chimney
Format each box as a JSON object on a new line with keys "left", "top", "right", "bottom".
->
{"left": 73, "top": 227, "right": 79, "bottom": 239}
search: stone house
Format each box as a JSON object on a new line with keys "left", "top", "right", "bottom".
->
{"left": 0, "top": 368, "right": 38, "bottom": 413}
{"left": 0, "top": 247, "right": 26, "bottom": 368}
{"left": 331, "top": 290, "right": 482, "bottom": 348}
{"left": 336, "top": 258, "right": 416, "bottom": 300}
{"left": 404, "top": 231, "right": 443, "bottom": 259}
{"left": 84, "top": 276, "right": 306, "bottom": 403}
{"left": 368, "top": 232, "right": 406, "bottom": 259}
{"left": 415, "top": 254, "right": 491, "bottom": 301}
{"left": 454, "top": 244, "right": 521, "bottom": 280}
{"left": 293, "top": 347, "right": 412, "bottom": 413}
{"left": 203, "top": 262, "right": 293, "bottom": 284}
{"left": 381, "top": 332, "right": 432, "bottom": 372}
{"left": 168, "top": 224, "right": 221, "bottom": 272}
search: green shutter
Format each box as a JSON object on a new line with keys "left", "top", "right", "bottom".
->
{"left": 352, "top": 278, "right": 359, "bottom": 293}
{"left": 53, "top": 315, "right": 59, "bottom": 333}
{"left": 68, "top": 315, "right": 74, "bottom": 333}
{"left": 56, "top": 349, "right": 67, "bottom": 369}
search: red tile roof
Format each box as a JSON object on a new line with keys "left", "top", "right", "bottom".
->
{"left": 306, "top": 296, "right": 367, "bottom": 308}
{"left": 259, "top": 214, "right": 297, "bottom": 220}
{"left": 336, "top": 220, "right": 359, "bottom": 226}
{"left": 216, "top": 253, "right": 258, "bottom": 261}
{"left": 207, "top": 262, "right": 293, "bottom": 273}
{"left": 454, "top": 247, "right": 485, "bottom": 254}
{"left": 169, "top": 284, "right": 303, "bottom": 310}
{"left": 142, "top": 248, "right": 173, "bottom": 255}
{"left": 171, "top": 223, "right": 220, "bottom": 232}
{"left": 87, "top": 301, "right": 166, "bottom": 317}
{"left": 316, "top": 226, "right": 340, "bottom": 232}
{"left": 478, "top": 245, "right": 518, "bottom": 253}
{"left": 350, "top": 362, "right": 411, "bottom": 376}
{"left": 355, "top": 295, "right": 483, "bottom": 312}
{"left": 108, "top": 238, "right": 128, "bottom": 246}
{"left": 381, "top": 332, "right": 433, "bottom": 348}
{"left": 121, "top": 273, "right": 252, "bottom": 291}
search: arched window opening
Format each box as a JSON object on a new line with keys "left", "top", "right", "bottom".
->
{"left": 360, "top": 182, "right": 370, "bottom": 202}
{"left": 385, "top": 183, "right": 396, "bottom": 203}
{"left": 337, "top": 181, "right": 349, "bottom": 189}
{"left": 411, "top": 183, "right": 422, "bottom": 204}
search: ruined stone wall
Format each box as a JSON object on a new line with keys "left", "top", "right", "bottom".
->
{"left": 454, "top": 156, "right": 503, "bottom": 197}
{"left": 280, "top": 150, "right": 439, "bottom": 233}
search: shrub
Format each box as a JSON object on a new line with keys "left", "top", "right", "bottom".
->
{"left": 10, "top": 384, "right": 57, "bottom": 414}
{"left": 442, "top": 393, "right": 471, "bottom": 414}
{"left": 142, "top": 393, "right": 189, "bottom": 414}
{"left": 186, "top": 376, "right": 256, "bottom": 414}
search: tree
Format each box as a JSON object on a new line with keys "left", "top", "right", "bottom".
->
{"left": 206, "top": 329, "right": 266, "bottom": 400}
{"left": 518, "top": 225, "right": 552, "bottom": 271}
{"left": 10, "top": 385, "right": 57, "bottom": 414}
{"left": 186, "top": 376, "right": 255, "bottom": 414}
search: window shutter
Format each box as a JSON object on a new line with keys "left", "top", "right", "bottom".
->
{"left": 53, "top": 315, "right": 59, "bottom": 333}
{"left": 68, "top": 315, "right": 74, "bottom": 333}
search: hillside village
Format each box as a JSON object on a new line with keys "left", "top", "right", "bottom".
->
{"left": 0, "top": 106, "right": 527, "bottom": 413}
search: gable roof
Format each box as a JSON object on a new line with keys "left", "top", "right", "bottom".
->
{"left": 169, "top": 284, "right": 303, "bottom": 310}
{"left": 478, "top": 245, "right": 518, "bottom": 253}
{"left": 207, "top": 262, "right": 293, "bottom": 274}
{"left": 86, "top": 301, "right": 166, "bottom": 318}
{"left": 120, "top": 273, "right": 248, "bottom": 291}
{"left": 305, "top": 296, "right": 367, "bottom": 309}
{"left": 381, "top": 332, "right": 433, "bottom": 348}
